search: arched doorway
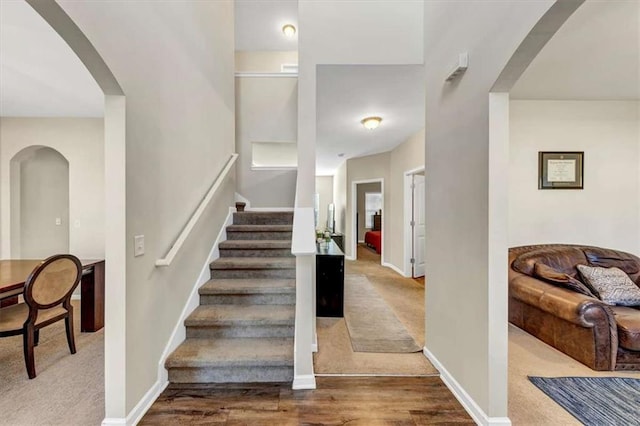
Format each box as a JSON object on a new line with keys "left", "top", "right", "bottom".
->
{"left": 16, "top": 1, "right": 126, "bottom": 422}
{"left": 10, "top": 146, "right": 70, "bottom": 258}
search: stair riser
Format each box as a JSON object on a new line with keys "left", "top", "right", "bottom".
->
{"left": 210, "top": 269, "right": 296, "bottom": 279}
{"left": 168, "top": 366, "right": 293, "bottom": 384}
{"left": 219, "top": 249, "right": 294, "bottom": 258}
{"left": 226, "top": 231, "right": 292, "bottom": 240}
{"left": 200, "top": 293, "right": 295, "bottom": 305}
{"left": 233, "top": 212, "right": 294, "bottom": 226}
{"left": 186, "top": 325, "right": 294, "bottom": 339}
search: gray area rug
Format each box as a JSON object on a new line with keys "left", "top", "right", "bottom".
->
{"left": 344, "top": 274, "right": 421, "bottom": 353}
{"left": 529, "top": 376, "right": 640, "bottom": 425}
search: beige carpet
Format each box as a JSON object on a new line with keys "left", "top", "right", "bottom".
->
{"left": 509, "top": 324, "right": 640, "bottom": 425}
{"left": 344, "top": 274, "right": 421, "bottom": 352}
{"left": 314, "top": 244, "right": 437, "bottom": 375}
{"left": 0, "top": 300, "right": 104, "bottom": 426}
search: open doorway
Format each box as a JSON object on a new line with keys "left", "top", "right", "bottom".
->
{"left": 0, "top": 1, "right": 125, "bottom": 424}
{"left": 353, "top": 179, "right": 383, "bottom": 263}
{"left": 490, "top": 1, "right": 640, "bottom": 424}
{"left": 10, "top": 146, "right": 70, "bottom": 257}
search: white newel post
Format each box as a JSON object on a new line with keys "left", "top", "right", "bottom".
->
{"left": 291, "top": 207, "right": 317, "bottom": 389}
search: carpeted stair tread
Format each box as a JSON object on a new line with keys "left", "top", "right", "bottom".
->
{"left": 226, "top": 224, "right": 292, "bottom": 232}
{"left": 165, "top": 338, "right": 293, "bottom": 368}
{"left": 199, "top": 279, "right": 295, "bottom": 295}
{"left": 219, "top": 240, "right": 292, "bottom": 249}
{"left": 210, "top": 257, "right": 295, "bottom": 270}
{"left": 233, "top": 212, "right": 294, "bottom": 225}
{"left": 165, "top": 207, "right": 296, "bottom": 386}
{"left": 185, "top": 304, "right": 294, "bottom": 326}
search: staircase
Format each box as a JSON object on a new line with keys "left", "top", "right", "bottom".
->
{"left": 165, "top": 211, "right": 296, "bottom": 384}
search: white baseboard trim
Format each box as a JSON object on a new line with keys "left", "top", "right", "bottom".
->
{"left": 155, "top": 207, "right": 234, "bottom": 389}
{"left": 101, "top": 377, "right": 167, "bottom": 426}
{"left": 345, "top": 255, "right": 356, "bottom": 261}
{"left": 246, "top": 207, "right": 294, "bottom": 212}
{"left": 315, "top": 373, "right": 439, "bottom": 377}
{"left": 423, "top": 347, "right": 511, "bottom": 426}
{"left": 101, "top": 419, "right": 126, "bottom": 426}
{"left": 293, "top": 374, "right": 317, "bottom": 390}
{"left": 126, "top": 379, "right": 168, "bottom": 426}
{"left": 382, "top": 261, "right": 407, "bottom": 277}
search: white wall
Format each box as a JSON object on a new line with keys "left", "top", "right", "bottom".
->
{"left": 345, "top": 152, "right": 390, "bottom": 259}
{"left": 235, "top": 51, "right": 298, "bottom": 73}
{"left": 0, "top": 117, "right": 105, "bottom": 259}
{"left": 236, "top": 76, "right": 297, "bottom": 207}
{"left": 333, "top": 161, "right": 347, "bottom": 234}
{"left": 315, "top": 175, "right": 333, "bottom": 230}
{"left": 509, "top": 100, "right": 640, "bottom": 254}
{"left": 423, "top": 0, "right": 556, "bottom": 420}
{"left": 59, "top": 0, "right": 236, "bottom": 414}
{"left": 388, "top": 128, "right": 425, "bottom": 273}
{"left": 18, "top": 147, "right": 70, "bottom": 258}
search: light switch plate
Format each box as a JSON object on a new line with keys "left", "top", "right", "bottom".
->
{"left": 134, "top": 235, "right": 145, "bottom": 257}
{"left": 55, "top": 217, "right": 61, "bottom": 226}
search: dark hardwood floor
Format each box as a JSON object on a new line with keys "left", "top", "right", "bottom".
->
{"left": 140, "top": 376, "right": 474, "bottom": 425}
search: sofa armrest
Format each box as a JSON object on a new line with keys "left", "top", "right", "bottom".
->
{"left": 510, "top": 273, "right": 618, "bottom": 370}
{"left": 510, "top": 274, "right": 614, "bottom": 327}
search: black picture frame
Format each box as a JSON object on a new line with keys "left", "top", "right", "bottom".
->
{"left": 538, "top": 151, "right": 584, "bottom": 190}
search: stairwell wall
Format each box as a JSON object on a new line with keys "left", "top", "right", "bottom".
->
{"left": 58, "top": 0, "right": 236, "bottom": 415}
{"left": 235, "top": 74, "right": 297, "bottom": 207}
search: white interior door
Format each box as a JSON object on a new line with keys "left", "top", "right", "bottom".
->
{"left": 412, "top": 174, "right": 426, "bottom": 277}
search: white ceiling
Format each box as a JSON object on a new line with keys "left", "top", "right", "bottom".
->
{"left": 235, "top": 0, "right": 298, "bottom": 51}
{"left": 0, "top": 0, "right": 103, "bottom": 117}
{"left": 316, "top": 65, "right": 425, "bottom": 176}
{"left": 511, "top": 0, "right": 640, "bottom": 100}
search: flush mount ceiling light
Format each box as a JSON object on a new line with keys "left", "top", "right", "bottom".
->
{"left": 282, "top": 24, "right": 296, "bottom": 38}
{"left": 361, "top": 116, "right": 382, "bottom": 130}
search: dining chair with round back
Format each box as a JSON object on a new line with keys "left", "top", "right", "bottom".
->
{"left": 0, "top": 254, "right": 82, "bottom": 379}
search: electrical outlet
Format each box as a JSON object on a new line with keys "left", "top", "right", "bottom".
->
{"left": 134, "top": 235, "right": 145, "bottom": 257}
{"left": 55, "top": 217, "right": 61, "bottom": 226}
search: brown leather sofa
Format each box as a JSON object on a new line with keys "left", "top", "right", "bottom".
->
{"left": 509, "top": 244, "right": 640, "bottom": 371}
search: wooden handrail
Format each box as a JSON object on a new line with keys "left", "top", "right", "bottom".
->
{"left": 156, "top": 153, "right": 239, "bottom": 267}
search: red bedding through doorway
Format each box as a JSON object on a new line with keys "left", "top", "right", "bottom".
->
{"left": 364, "top": 230, "right": 382, "bottom": 254}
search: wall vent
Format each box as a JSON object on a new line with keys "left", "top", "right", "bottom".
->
{"left": 281, "top": 63, "right": 298, "bottom": 74}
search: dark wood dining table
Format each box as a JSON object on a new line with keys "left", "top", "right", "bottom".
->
{"left": 0, "top": 259, "right": 105, "bottom": 332}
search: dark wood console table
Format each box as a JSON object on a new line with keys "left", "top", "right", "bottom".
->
{"left": 316, "top": 240, "right": 344, "bottom": 317}
{"left": 0, "top": 259, "right": 105, "bottom": 332}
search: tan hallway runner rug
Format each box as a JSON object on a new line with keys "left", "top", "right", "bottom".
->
{"left": 344, "top": 274, "right": 422, "bottom": 353}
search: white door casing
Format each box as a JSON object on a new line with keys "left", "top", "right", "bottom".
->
{"left": 412, "top": 174, "right": 426, "bottom": 277}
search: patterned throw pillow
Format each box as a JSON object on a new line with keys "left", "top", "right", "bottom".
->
{"left": 577, "top": 265, "right": 640, "bottom": 306}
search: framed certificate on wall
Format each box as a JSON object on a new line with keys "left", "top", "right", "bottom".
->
{"left": 538, "top": 151, "right": 584, "bottom": 189}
